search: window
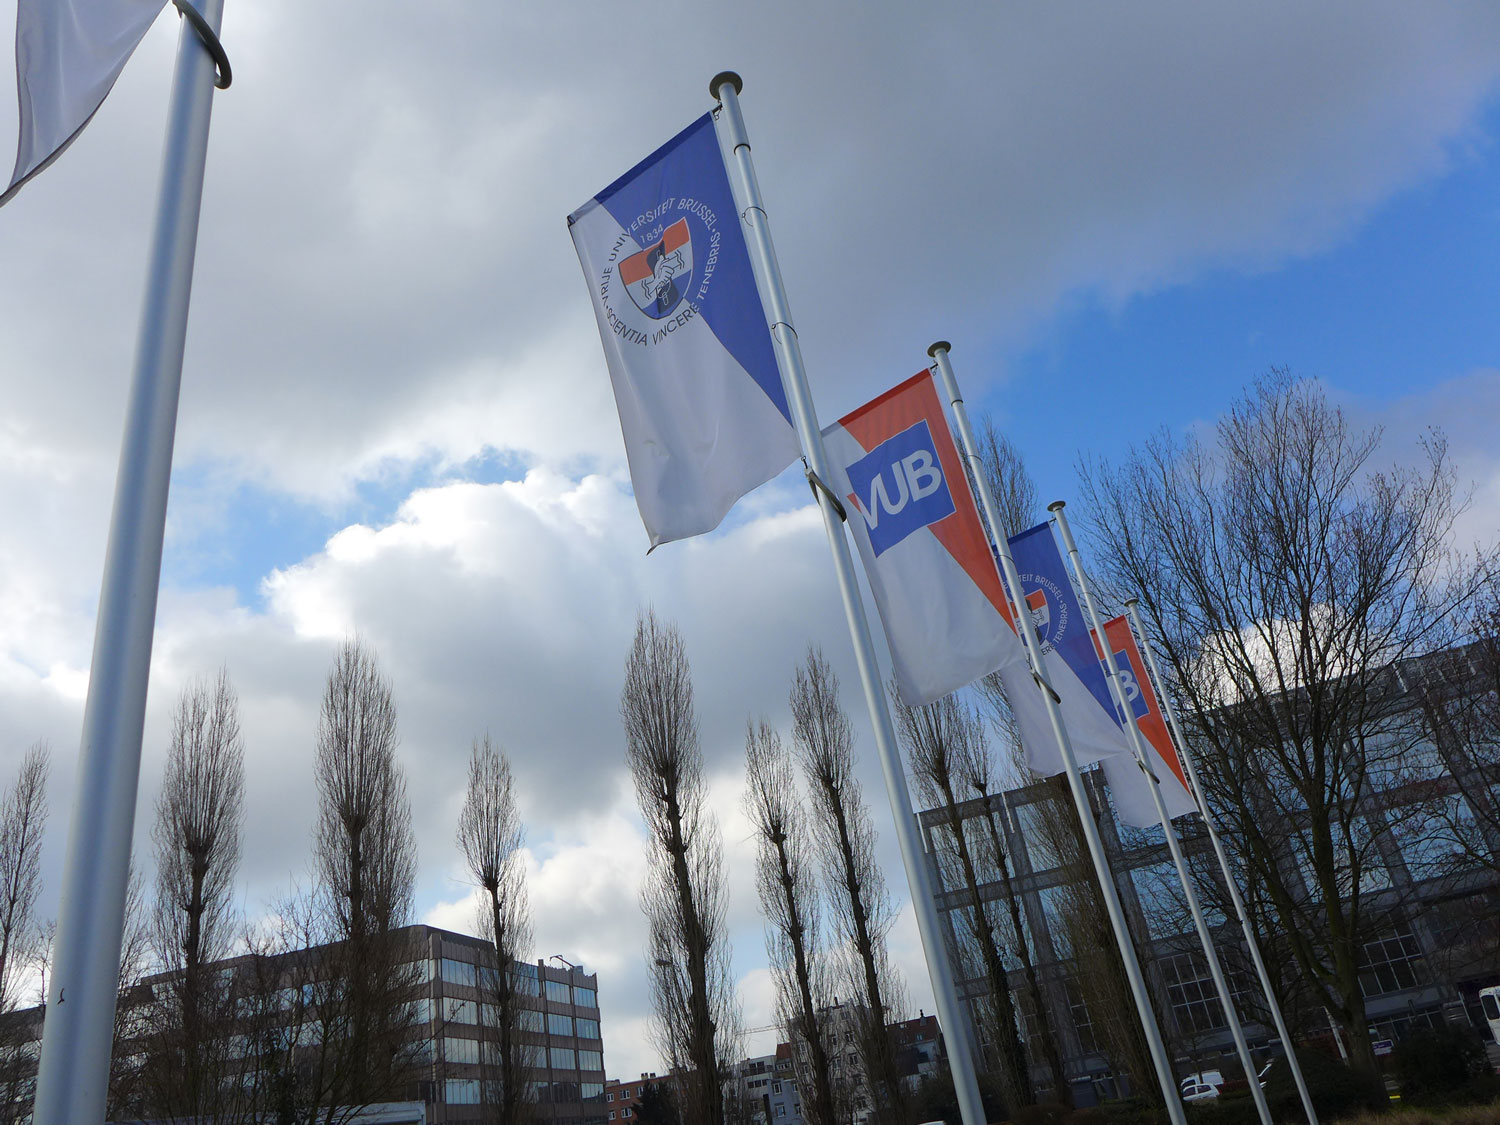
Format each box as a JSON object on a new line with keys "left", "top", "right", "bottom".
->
{"left": 551, "top": 1046, "right": 576, "bottom": 1069}
{"left": 513, "top": 962, "right": 541, "bottom": 996}
{"left": 520, "top": 1008, "right": 544, "bottom": 1032}
{"left": 775, "top": 1106, "right": 786, "bottom": 1118}
{"left": 607, "top": 1091, "right": 615, "bottom": 1102}
{"left": 574, "top": 986, "right": 598, "bottom": 1008}
{"left": 445, "top": 999, "right": 478, "bottom": 1024}
{"left": 1160, "top": 952, "right": 1224, "bottom": 1035}
{"left": 772, "top": 1081, "right": 781, "bottom": 1093}
{"left": 578, "top": 1050, "right": 604, "bottom": 1071}
{"left": 549, "top": 1012, "right": 574, "bottom": 1036}
{"left": 441, "top": 958, "right": 477, "bottom": 988}
{"left": 446, "top": 1078, "right": 481, "bottom": 1105}
{"left": 582, "top": 1083, "right": 604, "bottom": 1100}
{"left": 610, "top": 1115, "right": 616, "bottom": 1121}
{"left": 546, "top": 979, "right": 572, "bottom": 1003}
{"left": 1064, "top": 979, "right": 1098, "bottom": 1055}
{"left": 576, "top": 1017, "right": 601, "bottom": 1039}
{"left": 623, "top": 1110, "right": 632, "bottom": 1119}
{"left": 445, "top": 1036, "right": 480, "bottom": 1065}
{"left": 1361, "top": 925, "right": 1427, "bottom": 996}
{"left": 1016, "top": 801, "right": 1066, "bottom": 872}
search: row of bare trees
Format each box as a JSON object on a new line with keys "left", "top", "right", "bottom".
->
{"left": 619, "top": 613, "right": 918, "bottom": 1125}
{"left": 0, "top": 635, "right": 536, "bottom": 1125}
{"left": 743, "top": 650, "right": 910, "bottom": 1125}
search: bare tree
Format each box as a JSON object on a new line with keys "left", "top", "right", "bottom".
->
{"left": 143, "top": 669, "right": 246, "bottom": 1121}
{"left": 0, "top": 744, "right": 47, "bottom": 1125}
{"left": 743, "top": 721, "right": 840, "bottom": 1125}
{"left": 0, "top": 744, "right": 47, "bottom": 1017}
{"left": 790, "top": 650, "right": 905, "bottom": 1125}
{"left": 1023, "top": 772, "right": 1162, "bottom": 1106}
{"left": 621, "top": 611, "right": 739, "bottom": 1125}
{"left": 951, "top": 722, "right": 1073, "bottom": 1107}
{"left": 1080, "top": 371, "right": 1491, "bottom": 1069}
{"left": 309, "top": 638, "right": 423, "bottom": 1122}
{"left": 971, "top": 415, "right": 1040, "bottom": 771}
{"left": 107, "top": 864, "right": 155, "bottom": 1123}
{"left": 458, "top": 734, "right": 535, "bottom": 1125}
{"left": 894, "top": 691, "right": 1035, "bottom": 1110}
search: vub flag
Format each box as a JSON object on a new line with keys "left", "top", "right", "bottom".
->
{"left": 569, "top": 114, "right": 800, "bottom": 548}
{"left": 3, "top": 0, "right": 167, "bottom": 206}
{"left": 1006, "top": 523, "right": 1133, "bottom": 773}
{"left": 822, "top": 370, "right": 1030, "bottom": 705}
{"left": 1096, "top": 616, "right": 1198, "bottom": 828}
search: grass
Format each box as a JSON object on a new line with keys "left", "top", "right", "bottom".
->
{"left": 1332, "top": 1101, "right": 1500, "bottom": 1124}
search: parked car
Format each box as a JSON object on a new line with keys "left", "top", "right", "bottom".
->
{"left": 1180, "top": 1070, "right": 1224, "bottom": 1102}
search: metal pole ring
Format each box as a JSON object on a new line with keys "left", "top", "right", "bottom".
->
{"left": 172, "top": 0, "right": 232, "bottom": 89}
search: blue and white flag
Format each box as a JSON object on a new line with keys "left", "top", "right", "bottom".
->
{"left": 569, "top": 114, "right": 800, "bottom": 548}
{"left": 3, "top": 0, "right": 166, "bottom": 206}
{"left": 1005, "top": 523, "right": 1132, "bottom": 775}
{"left": 822, "top": 370, "right": 1031, "bottom": 705}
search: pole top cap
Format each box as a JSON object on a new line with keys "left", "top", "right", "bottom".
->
{"left": 710, "top": 72, "right": 743, "bottom": 100}
{"left": 1047, "top": 500, "right": 1067, "bottom": 513}
{"left": 927, "top": 340, "right": 952, "bottom": 358}
{"left": 1124, "top": 597, "right": 1139, "bottom": 608}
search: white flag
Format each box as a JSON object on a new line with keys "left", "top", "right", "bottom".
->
{"left": 568, "top": 113, "right": 800, "bottom": 548}
{"left": 3, "top": 0, "right": 166, "bottom": 206}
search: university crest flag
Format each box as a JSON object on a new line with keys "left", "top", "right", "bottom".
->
{"left": 569, "top": 113, "right": 800, "bottom": 548}
{"left": 822, "top": 369, "right": 1030, "bottom": 705}
{"left": 3, "top": 0, "right": 166, "bottom": 206}
{"left": 1095, "top": 615, "right": 1197, "bottom": 828}
{"left": 1005, "top": 523, "right": 1132, "bottom": 773}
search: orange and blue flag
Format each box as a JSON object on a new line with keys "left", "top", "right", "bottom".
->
{"left": 823, "top": 370, "right": 1029, "bottom": 705}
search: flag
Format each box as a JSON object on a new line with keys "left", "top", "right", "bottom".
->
{"left": 3, "top": 0, "right": 167, "bottom": 206}
{"left": 1005, "top": 523, "right": 1133, "bottom": 773}
{"left": 822, "top": 370, "right": 1030, "bottom": 705}
{"left": 1096, "top": 615, "right": 1198, "bottom": 828}
{"left": 568, "top": 113, "right": 800, "bottom": 548}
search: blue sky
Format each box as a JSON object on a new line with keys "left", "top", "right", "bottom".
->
{"left": 986, "top": 97, "right": 1500, "bottom": 503}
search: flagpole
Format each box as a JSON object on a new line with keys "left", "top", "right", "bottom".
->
{"left": 1123, "top": 599, "right": 1319, "bottom": 1124}
{"left": 1050, "top": 502, "right": 1273, "bottom": 1125}
{"left": 709, "top": 74, "right": 987, "bottom": 1125}
{"left": 32, "top": 4, "right": 226, "bottom": 1120}
{"left": 927, "top": 344, "right": 1185, "bottom": 1120}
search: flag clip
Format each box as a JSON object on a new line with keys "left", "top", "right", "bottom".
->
{"left": 1030, "top": 669, "right": 1062, "bottom": 705}
{"left": 173, "top": 0, "right": 232, "bottom": 89}
{"left": 805, "top": 467, "right": 847, "bottom": 522}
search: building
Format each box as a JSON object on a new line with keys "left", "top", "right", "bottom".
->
{"left": 418, "top": 926, "right": 606, "bottom": 1125}
{"left": 603, "top": 1072, "right": 663, "bottom": 1123}
{"left": 5, "top": 924, "right": 607, "bottom": 1125}
{"left": 917, "top": 643, "right": 1500, "bottom": 1106}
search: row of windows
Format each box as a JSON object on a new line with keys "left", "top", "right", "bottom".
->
{"left": 438, "top": 958, "right": 597, "bottom": 1008}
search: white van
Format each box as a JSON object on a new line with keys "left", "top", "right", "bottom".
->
{"left": 1481, "top": 984, "right": 1500, "bottom": 1044}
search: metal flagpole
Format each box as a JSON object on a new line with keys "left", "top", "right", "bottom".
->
{"left": 32, "top": 4, "right": 227, "bottom": 1121}
{"left": 1049, "top": 502, "right": 1273, "bottom": 1125}
{"left": 708, "top": 73, "right": 987, "bottom": 1125}
{"left": 1123, "top": 599, "right": 1320, "bottom": 1125}
{"left": 927, "top": 343, "right": 1186, "bottom": 1121}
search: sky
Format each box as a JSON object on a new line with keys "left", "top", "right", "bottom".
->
{"left": 2, "top": 0, "right": 1500, "bottom": 1083}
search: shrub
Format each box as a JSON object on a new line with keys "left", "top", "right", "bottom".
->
{"left": 1262, "top": 1046, "right": 1386, "bottom": 1119}
{"left": 1183, "top": 1097, "right": 1261, "bottom": 1125}
{"left": 1393, "top": 1025, "right": 1498, "bottom": 1106}
{"left": 1011, "top": 1105, "right": 1069, "bottom": 1125}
